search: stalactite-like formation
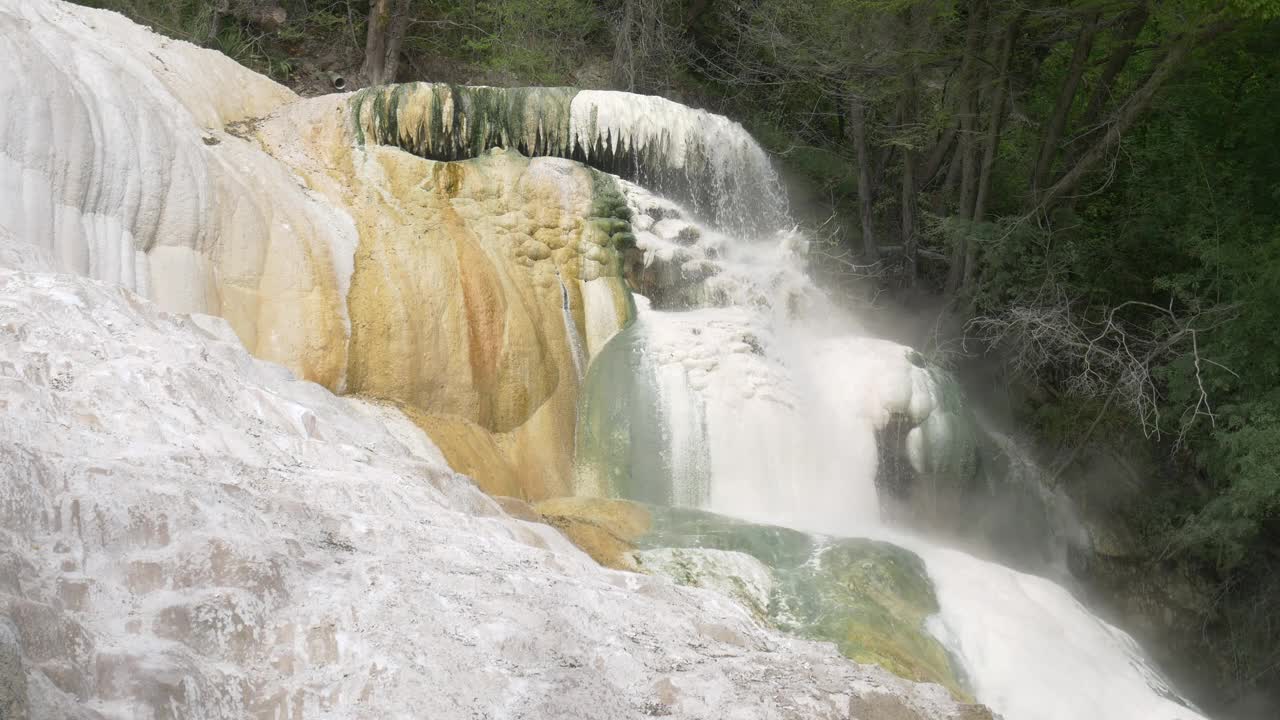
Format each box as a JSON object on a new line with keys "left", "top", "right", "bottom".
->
{"left": 349, "top": 84, "right": 790, "bottom": 237}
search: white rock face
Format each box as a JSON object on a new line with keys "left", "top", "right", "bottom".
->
{"left": 0, "top": 267, "right": 989, "bottom": 719}
{"left": 0, "top": 0, "right": 358, "bottom": 387}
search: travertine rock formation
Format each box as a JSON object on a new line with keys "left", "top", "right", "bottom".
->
{"left": 0, "top": 0, "right": 634, "bottom": 498}
{"left": 0, "top": 247, "right": 989, "bottom": 720}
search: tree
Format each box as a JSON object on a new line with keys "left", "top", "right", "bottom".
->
{"left": 848, "top": 94, "right": 880, "bottom": 259}
{"left": 1031, "top": 8, "right": 1100, "bottom": 192}
{"left": 362, "top": 0, "right": 413, "bottom": 86}
{"left": 1035, "top": 17, "right": 1236, "bottom": 212}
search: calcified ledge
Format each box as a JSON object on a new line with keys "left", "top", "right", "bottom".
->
{"left": 348, "top": 83, "right": 790, "bottom": 236}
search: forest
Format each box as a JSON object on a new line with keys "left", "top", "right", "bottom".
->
{"left": 78, "top": 0, "right": 1280, "bottom": 711}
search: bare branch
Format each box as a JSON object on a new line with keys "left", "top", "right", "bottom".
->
{"left": 968, "top": 280, "right": 1239, "bottom": 449}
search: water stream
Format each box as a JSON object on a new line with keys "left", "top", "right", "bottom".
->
{"left": 572, "top": 97, "right": 1208, "bottom": 720}
{"left": 560, "top": 278, "right": 588, "bottom": 380}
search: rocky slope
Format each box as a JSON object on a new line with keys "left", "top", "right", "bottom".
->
{"left": 0, "top": 250, "right": 995, "bottom": 720}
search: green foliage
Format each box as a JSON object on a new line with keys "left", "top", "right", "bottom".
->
{"left": 1184, "top": 409, "right": 1280, "bottom": 566}
{"left": 80, "top": 0, "right": 299, "bottom": 79}
{"left": 78, "top": 0, "right": 607, "bottom": 85}
{"left": 1225, "top": 0, "right": 1280, "bottom": 20}
{"left": 969, "top": 23, "right": 1280, "bottom": 692}
{"left": 215, "top": 21, "right": 294, "bottom": 80}
{"left": 1088, "top": 29, "right": 1280, "bottom": 570}
{"left": 80, "top": 0, "right": 220, "bottom": 43}
{"left": 402, "top": 0, "right": 606, "bottom": 83}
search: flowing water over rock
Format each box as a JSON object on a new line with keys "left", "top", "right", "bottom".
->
{"left": 0, "top": 268, "right": 998, "bottom": 720}
{"left": 569, "top": 68, "right": 1211, "bottom": 720}
{"left": 349, "top": 83, "right": 789, "bottom": 238}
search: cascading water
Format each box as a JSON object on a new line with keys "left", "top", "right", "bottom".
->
{"left": 569, "top": 91, "right": 790, "bottom": 237}
{"left": 560, "top": 279, "right": 588, "bottom": 380}
{"left": 571, "top": 96, "right": 1209, "bottom": 720}
{"left": 916, "top": 539, "right": 1203, "bottom": 720}
{"left": 350, "top": 83, "right": 790, "bottom": 239}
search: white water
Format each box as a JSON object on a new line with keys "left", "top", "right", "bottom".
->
{"left": 579, "top": 106, "right": 1211, "bottom": 720}
{"left": 560, "top": 279, "right": 588, "bottom": 380}
{"left": 570, "top": 92, "right": 790, "bottom": 236}
{"left": 620, "top": 299, "right": 882, "bottom": 527}
{"left": 916, "top": 541, "right": 1205, "bottom": 720}
{"left": 591, "top": 183, "right": 958, "bottom": 530}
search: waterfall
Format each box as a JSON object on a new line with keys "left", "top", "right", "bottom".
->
{"left": 571, "top": 95, "right": 1209, "bottom": 720}
{"left": 350, "top": 83, "right": 788, "bottom": 237}
{"left": 570, "top": 91, "right": 789, "bottom": 236}
{"left": 912, "top": 539, "right": 1204, "bottom": 720}
{"left": 560, "top": 279, "right": 587, "bottom": 380}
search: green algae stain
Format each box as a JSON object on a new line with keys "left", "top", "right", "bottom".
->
{"left": 777, "top": 539, "right": 970, "bottom": 699}
{"left": 629, "top": 505, "right": 971, "bottom": 700}
{"left": 347, "top": 82, "right": 579, "bottom": 161}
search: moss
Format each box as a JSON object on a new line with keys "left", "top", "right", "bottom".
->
{"left": 350, "top": 87, "right": 368, "bottom": 146}
{"left": 632, "top": 546, "right": 774, "bottom": 621}
{"left": 610, "top": 231, "right": 636, "bottom": 251}
{"left": 638, "top": 506, "right": 817, "bottom": 569}
{"left": 548, "top": 503, "right": 967, "bottom": 696}
{"left": 584, "top": 169, "right": 634, "bottom": 271}
{"left": 775, "top": 539, "right": 969, "bottom": 698}
{"left": 629, "top": 506, "right": 970, "bottom": 699}
{"left": 349, "top": 83, "right": 578, "bottom": 162}
{"left": 588, "top": 169, "right": 632, "bottom": 220}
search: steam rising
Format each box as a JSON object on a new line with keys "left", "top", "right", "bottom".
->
{"left": 571, "top": 91, "right": 1209, "bottom": 720}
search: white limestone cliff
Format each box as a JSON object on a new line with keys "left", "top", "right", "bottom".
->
{"left": 0, "top": 256, "right": 991, "bottom": 720}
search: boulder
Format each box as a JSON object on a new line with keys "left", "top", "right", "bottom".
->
{"left": 630, "top": 506, "right": 969, "bottom": 699}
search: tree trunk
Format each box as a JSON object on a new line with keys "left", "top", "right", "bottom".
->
{"left": 955, "top": 0, "right": 986, "bottom": 221}
{"left": 939, "top": 141, "right": 962, "bottom": 203}
{"left": 210, "top": 0, "right": 287, "bottom": 40}
{"left": 1077, "top": 5, "right": 1149, "bottom": 141}
{"left": 917, "top": 125, "right": 957, "bottom": 191}
{"left": 1032, "top": 11, "right": 1101, "bottom": 190}
{"left": 362, "top": 0, "right": 392, "bottom": 86}
{"left": 872, "top": 143, "right": 895, "bottom": 194}
{"left": 613, "top": 0, "right": 664, "bottom": 92}
{"left": 231, "top": 0, "right": 287, "bottom": 30}
{"left": 849, "top": 95, "right": 879, "bottom": 260}
{"left": 973, "top": 13, "right": 1021, "bottom": 224}
{"left": 612, "top": 0, "right": 639, "bottom": 90}
{"left": 897, "top": 74, "right": 920, "bottom": 283}
{"left": 1038, "top": 21, "right": 1232, "bottom": 211}
{"left": 963, "top": 12, "right": 1022, "bottom": 293}
{"left": 901, "top": 145, "right": 920, "bottom": 284}
{"left": 382, "top": 0, "right": 412, "bottom": 85}
{"left": 948, "top": 98, "right": 980, "bottom": 291}
{"left": 946, "top": 0, "right": 987, "bottom": 293}
{"left": 361, "top": 0, "right": 410, "bottom": 86}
